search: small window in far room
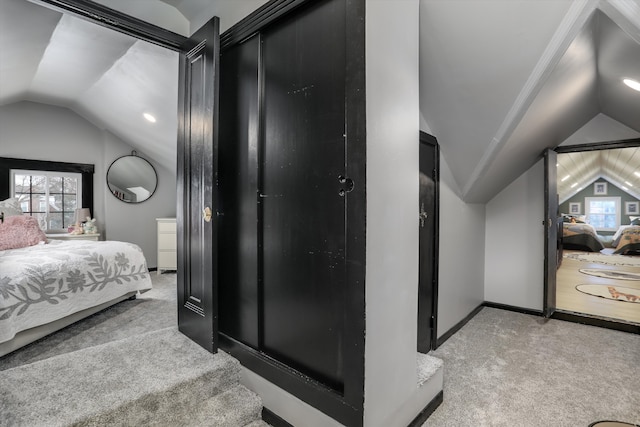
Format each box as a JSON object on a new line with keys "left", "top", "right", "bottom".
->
{"left": 585, "top": 196, "right": 621, "bottom": 232}
{"left": 11, "top": 170, "right": 82, "bottom": 232}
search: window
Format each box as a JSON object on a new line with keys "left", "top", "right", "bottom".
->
{"left": 0, "top": 157, "right": 94, "bottom": 230}
{"left": 585, "top": 196, "right": 621, "bottom": 232}
{"left": 11, "top": 170, "right": 82, "bottom": 231}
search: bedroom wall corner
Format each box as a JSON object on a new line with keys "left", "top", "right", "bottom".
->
{"left": 0, "top": 101, "right": 108, "bottom": 231}
{"left": 484, "top": 158, "right": 544, "bottom": 310}
{"left": 0, "top": 101, "right": 176, "bottom": 269}
{"left": 437, "top": 152, "right": 486, "bottom": 338}
{"left": 101, "top": 131, "right": 176, "bottom": 268}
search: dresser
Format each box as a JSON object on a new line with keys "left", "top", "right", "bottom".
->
{"left": 156, "top": 218, "right": 177, "bottom": 274}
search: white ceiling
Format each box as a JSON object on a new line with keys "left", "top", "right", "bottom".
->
{"left": 1, "top": 0, "right": 639, "bottom": 203}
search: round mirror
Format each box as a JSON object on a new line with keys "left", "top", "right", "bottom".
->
{"left": 107, "top": 154, "right": 158, "bottom": 203}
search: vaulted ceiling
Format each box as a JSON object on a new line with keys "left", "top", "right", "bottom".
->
{"left": 1, "top": 0, "right": 639, "bottom": 203}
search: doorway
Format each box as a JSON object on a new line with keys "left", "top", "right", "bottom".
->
{"left": 547, "top": 140, "right": 640, "bottom": 328}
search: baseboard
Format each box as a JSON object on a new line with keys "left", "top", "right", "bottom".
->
{"left": 482, "top": 301, "right": 544, "bottom": 317}
{"left": 435, "top": 303, "right": 483, "bottom": 349}
{"left": 552, "top": 311, "right": 640, "bottom": 335}
{"left": 262, "top": 407, "right": 294, "bottom": 427}
{"left": 406, "top": 390, "right": 443, "bottom": 427}
{"left": 148, "top": 267, "right": 157, "bottom": 272}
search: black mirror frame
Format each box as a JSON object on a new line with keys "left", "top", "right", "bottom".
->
{"left": 106, "top": 154, "right": 158, "bottom": 204}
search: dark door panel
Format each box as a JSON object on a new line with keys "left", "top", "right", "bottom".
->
{"left": 418, "top": 135, "right": 438, "bottom": 353}
{"left": 177, "top": 18, "right": 220, "bottom": 353}
{"left": 544, "top": 148, "right": 558, "bottom": 317}
{"left": 261, "top": 0, "right": 347, "bottom": 391}
{"left": 218, "top": 35, "right": 261, "bottom": 348}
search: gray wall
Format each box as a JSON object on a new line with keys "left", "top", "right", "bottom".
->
{"left": 484, "top": 159, "right": 544, "bottom": 310}
{"left": 0, "top": 101, "right": 176, "bottom": 267}
{"left": 437, "top": 153, "right": 486, "bottom": 336}
{"left": 559, "top": 178, "right": 639, "bottom": 228}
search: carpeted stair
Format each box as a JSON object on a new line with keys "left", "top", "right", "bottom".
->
{"left": 0, "top": 327, "right": 266, "bottom": 427}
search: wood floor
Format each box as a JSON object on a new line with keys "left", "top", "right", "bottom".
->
{"left": 557, "top": 250, "right": 640, "bottom": 324}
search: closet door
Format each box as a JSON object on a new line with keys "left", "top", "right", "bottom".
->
{"left": 218, "top": 35, "right": 261, "bottom": 348}
{"left": 261, "top": 0, "right": 347, "bottom": 391}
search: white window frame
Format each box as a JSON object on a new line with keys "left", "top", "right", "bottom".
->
{"left": 10, "top": 169, "right": 82, "bottom": 232}
{"left": 585, "top": 196, "right": 621, "bottom": 232}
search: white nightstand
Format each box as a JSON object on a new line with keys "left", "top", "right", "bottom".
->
{"left": 156, "top": 218, "right": 177, "bottom": 274}
{"left": 46, "top": 233, "right": 100, "bottom": 241}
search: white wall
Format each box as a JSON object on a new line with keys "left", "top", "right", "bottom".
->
{"left": 364, "top": 1, "right": 434, "bottom": 426}
{"left": 484, "top": 159, "right": 544, "bottom": 310}
{"left": 0, "top": 101, "right": 176, "bottom": 267}
{"left": 436, "top": 154, "right": 486, "bottom": 338}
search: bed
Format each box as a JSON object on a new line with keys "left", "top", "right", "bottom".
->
{"left": 0, "top": 238, "right": 152, "bottom": 357}
{"left": 612, "top": 225, "right": 640, "bottom": 255}
{"left": 562, "top": 222, "right": 605, "bottom": 252}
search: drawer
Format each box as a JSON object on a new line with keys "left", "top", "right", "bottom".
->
{"left": 157, "top": 220, "right": 176, "bottom": 233}
{"left": 158, "top": 233, "right": 177, "bottom": 250}
{"left": 158, "top": 251, "right": 177, "bottom": 269}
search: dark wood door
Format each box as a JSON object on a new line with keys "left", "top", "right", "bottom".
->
{"left": 261, "top": 0, "right": 347, "bottom": 391}
{"left": 176, "top": 18, "right": 220, "bottom": 353}
{"left": 543, "top": 148, "right": 558, "bottom": 317}
{"left": 218, "top": 34, "right": 261, "bottom": 348}
{"left": 418, "top": 133, "right": 439, "bottom": 353}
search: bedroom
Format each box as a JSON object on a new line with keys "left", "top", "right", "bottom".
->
{"left": 555, "top": 145, "right": 640, "bottom": 325}
{"left": 2, "top": 0, "right": 640, "bottom": 426}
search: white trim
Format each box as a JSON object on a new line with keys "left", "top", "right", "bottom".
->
{"left": 462, "top": 0, "right": 599, "bottom": 198}
{"left": 10, "top": 169, "right": 83, "bottom": 232}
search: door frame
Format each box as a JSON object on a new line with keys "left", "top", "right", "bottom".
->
{"left": 31, "top": 1, "right": 220, "bottom": 351}
{"left": 547, "top": 138, "right": 640, "bottom": 328}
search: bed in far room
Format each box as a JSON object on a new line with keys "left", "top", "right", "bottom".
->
{"left": 612, "top": 225, "right": 640, "bottom": 255}
{"left": 562, "top": 221, "right": 605, "bottom": 252}
{"left": 0, "top": 215, "right": 152, "bottom": 357}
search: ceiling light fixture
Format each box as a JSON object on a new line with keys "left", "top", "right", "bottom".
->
{"left": 143, "top": 113, "right": 156, "bottom": 123}
{"left": 623, "top": 78, "right": 640, "bottom": 92}
{"left": 561, "top": 175, "right": 570, "bottom": 181}
{"left": 625, "top": 181, "right": 633, "bottom": 187}
{"left": 570, "top": 183, "right": 578, "bottom": 188}
{"left": 635, "top": 172, "right": 640, "bottom": 177}
{"left": 622, "top": 186, "right": 629, "bottom": 191}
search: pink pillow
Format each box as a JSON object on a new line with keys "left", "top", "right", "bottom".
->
{"left": 0, "top": 215, "right": 48, "bottom": 251}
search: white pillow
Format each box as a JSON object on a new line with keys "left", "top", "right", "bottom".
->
{"left": 0, "top": 198, "right": 24, "bottom": 217}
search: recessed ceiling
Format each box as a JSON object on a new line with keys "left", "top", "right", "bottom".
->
{"left": 558, "top": 147, "right": 640, "bottom": 204}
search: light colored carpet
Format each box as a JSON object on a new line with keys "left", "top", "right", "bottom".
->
{"left": 0, "top": 328, "right": 257, "bottom": 427}
{"left": 0, "top": 272, "right": 177, "bottom": 371}
{"left": 423, "top": 307, "right": 640, "bottom": 427}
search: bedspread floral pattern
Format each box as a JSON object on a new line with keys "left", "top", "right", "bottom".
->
{"left": 0, "top": 251, "right": 147, "bottom": 321}
{"left": 0, "top": 240, "right": 152, "bottom": 343}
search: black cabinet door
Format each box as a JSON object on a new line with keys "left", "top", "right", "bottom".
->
{"left": 176, "top": 17, "right": 220, "bottom": 353}
{"left": 218, "top": 35, "right": 261, "bottom": 349}
{"left": 261, "top": 0, "right": 347, "bottom": 391}
{"left": 544, "top": 148, "right": 558, "bottom": 317}
{"left": 418, "top": 136, "right": 438, "bottom": 353}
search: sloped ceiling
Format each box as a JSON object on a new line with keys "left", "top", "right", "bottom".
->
{"left": 1, "top": 0, "right": 639, "bottom": 203}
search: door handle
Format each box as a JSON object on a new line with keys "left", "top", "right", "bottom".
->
{"left": 203, "top": 207, "right": 212, "bottom": 223}
{"left": 419, "top": 203, "right": 428, "bottom": 227}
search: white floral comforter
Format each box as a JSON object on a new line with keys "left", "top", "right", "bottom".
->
{"left": 0, "top": 240, "right": 152, "bottom": 344}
